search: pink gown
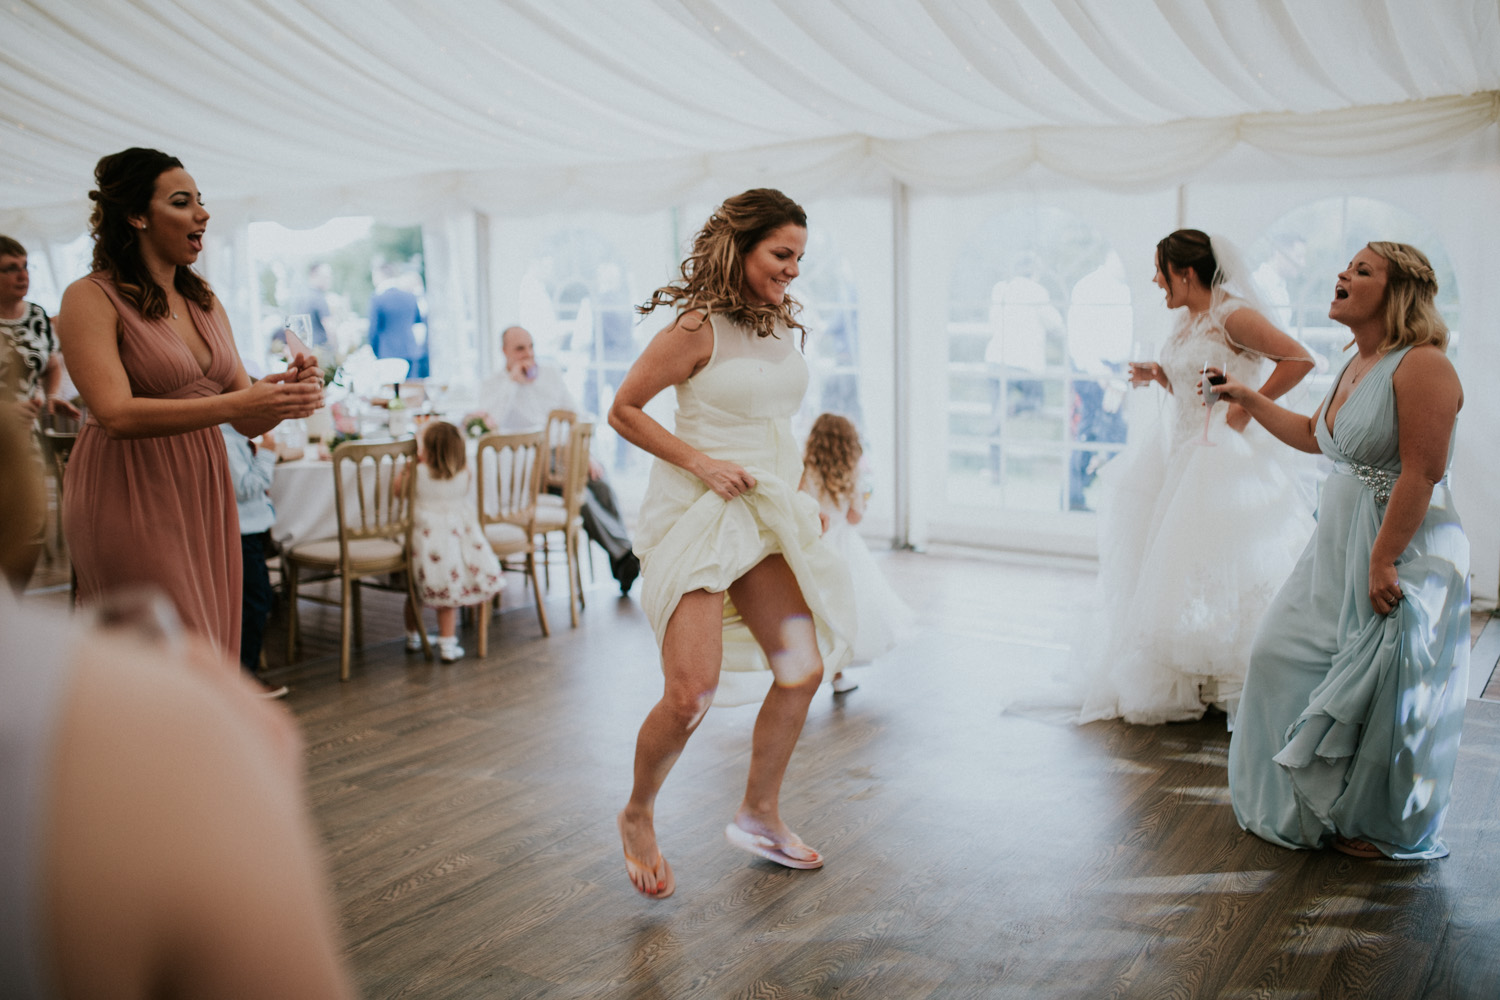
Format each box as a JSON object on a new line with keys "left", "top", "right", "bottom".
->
{"left": 63, "top": 274, "right": 242, "bottom": 657}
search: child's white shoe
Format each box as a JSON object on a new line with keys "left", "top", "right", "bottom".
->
{"left": 405, "top": 631, "right": 426, "bottom": 652}
{"left": 437, "top": 638, "right": 465, "bottom": 663}
{"left": 830, "top": 672, "right": 858, "bottom": 694}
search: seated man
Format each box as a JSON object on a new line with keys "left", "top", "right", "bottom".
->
{"left": 480, "top": 325, "right": 640, "bottom": 595}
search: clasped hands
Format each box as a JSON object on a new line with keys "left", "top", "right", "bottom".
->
{"left": 251, "top": 353, "right": 324, "bottom": 419}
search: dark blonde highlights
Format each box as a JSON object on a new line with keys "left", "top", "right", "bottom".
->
{"left": 421, "top": 420, "right": 467, "bottom": 480}
{"left": 1365, "top": 242, "right": 1448, "bottom": 353}
{"left": 803, "top": 413, "right": 863, "bottom": 509}
{"left": 639, "top": 188, "right": 808, "bottom": 342}
{"left": 88, "top": 147, "right": 214, "bottom": 320}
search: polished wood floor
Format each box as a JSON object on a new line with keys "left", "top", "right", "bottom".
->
{"left": 214, "top": 546, "right": 1500, "bottom": 1000}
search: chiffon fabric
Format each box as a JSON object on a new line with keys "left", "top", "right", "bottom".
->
{"left": 1078, "top": 297, "right": 1316, "bottom": 726}
{"left": 1229, "top": 347, "right": 1469, "bottom": 859}
{"left": 63, "top": 274, "right": 242, "bottom": 657}
{"left": 633, "top": 313, "right": 855, "bottom": 707}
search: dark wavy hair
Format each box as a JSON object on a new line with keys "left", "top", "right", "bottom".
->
{"left": 639, "top": 188, "right": 808, "bottom": 343}
{"left": 88, "top": 147, "right": 214, "bottom": 320}
{"left": 1155, "top": 229, "right": 1217, "bottom": 290}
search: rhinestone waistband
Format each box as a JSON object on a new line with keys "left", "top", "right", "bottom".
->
{"left": 1334, "top": 460, "right": 1398, "bottom": 506}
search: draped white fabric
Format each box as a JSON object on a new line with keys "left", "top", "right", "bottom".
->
{"left": 3, "top": 0, "right": 1498, "bottom": 238}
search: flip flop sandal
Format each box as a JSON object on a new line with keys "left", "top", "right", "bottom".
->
{"left": 724, "top": 822, "right": 823, "bottom": 870}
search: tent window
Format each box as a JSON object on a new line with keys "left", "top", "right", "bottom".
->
{"left": 1248, "top": 197, "right": 1461, "bottom": 403}
{"left": 945, "top": 206, "right": 1131, "bottom": 515}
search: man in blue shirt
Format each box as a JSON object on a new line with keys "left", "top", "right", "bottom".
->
{"left": 367, "top": 263, "right": 427, "bottom": 377}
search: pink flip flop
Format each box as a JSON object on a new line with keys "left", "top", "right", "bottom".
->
{"left": 724, "top": 822, "right": 824, "bottom": 870}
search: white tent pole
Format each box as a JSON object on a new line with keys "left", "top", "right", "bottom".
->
{"left": 891, "top": 179, "right": 913, "bottom": 551}
{"left": 474, "top": 212, "right": 493, "bottom": 377}
{"left": 1176, "top": 184, "right": 1187, "bottom": 229}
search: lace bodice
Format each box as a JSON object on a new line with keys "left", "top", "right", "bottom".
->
{"left": 1157, "top": 298, "right": 1266, "bottom": 445}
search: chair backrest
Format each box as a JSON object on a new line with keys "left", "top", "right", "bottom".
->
{"left": 476, "top": 431, "right": 546, "bottom": 530}
{"left": 542, "top": 409, "right": 577, "bottom": 493}
{"left": 560, "top": 422, "right": 594, "bottom": 520}
{"left": 330, "top": 438, "right": 418, "bottom": 544}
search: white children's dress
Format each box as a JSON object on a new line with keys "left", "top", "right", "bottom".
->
{"left": 412, "top": 465, "right": 505, "bottom": 607}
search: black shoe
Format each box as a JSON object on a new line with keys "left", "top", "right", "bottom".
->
{"left": 616, "top": 552, "right": 640, "bottom": 596}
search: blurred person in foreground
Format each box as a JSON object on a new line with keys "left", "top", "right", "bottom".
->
{"left": 0, "top": 379, "right": 354, "bottom": 999}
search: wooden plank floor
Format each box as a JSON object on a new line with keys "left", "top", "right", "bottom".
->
{"left": 245, "top": 548, "right": 1500, "bottom": 1000}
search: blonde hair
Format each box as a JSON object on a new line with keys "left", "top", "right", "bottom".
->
{"left": 421, "top": 421, "right": 466, "bottom": 480}
{"left": 1365, "top": 242, "right": 1448, "bottom": 353}
{"left": 639, "top": 188, "right": 808, "bottom": 344}
{"left": 803, "top": 413, "right": 863, "bottom": 508}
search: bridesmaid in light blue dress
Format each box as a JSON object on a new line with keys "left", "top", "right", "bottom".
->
{"left": 1208, "top": 242, "right": 1468, "bottom": 860}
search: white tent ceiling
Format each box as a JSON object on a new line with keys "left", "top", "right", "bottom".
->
{"left": 4, "top": 0, "right": 1499, "bottom": 236}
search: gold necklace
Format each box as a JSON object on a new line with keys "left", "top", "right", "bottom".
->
{"left": 1347, "top": 352, "right": 1380, "bottom": 385}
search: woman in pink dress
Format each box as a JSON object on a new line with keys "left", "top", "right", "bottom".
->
{"left": 57, "top": 148, "right": 323, "bottom": 658}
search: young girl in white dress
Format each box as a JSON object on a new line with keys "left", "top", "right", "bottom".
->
{"left": 800, "top": 413, "right": 913, "bottom": 693}
{"left": 402, "top": 420, "right": 504, "bottom": 663}
{"left": 1078, "top": 230, "right": 1316, "bottom": 727}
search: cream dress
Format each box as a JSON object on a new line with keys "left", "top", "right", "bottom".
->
{"left": 633, "top": 313, "right": 855, "bottom": 706}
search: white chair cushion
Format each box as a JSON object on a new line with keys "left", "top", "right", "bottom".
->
{"left": 290, "top": 537, "right": 404, "bottom": 567}
{"left": 531, "top": 507, "right": 568, "bottom": 531}
{"left": 483, "top": 522, "right": 530, "bottom": 551}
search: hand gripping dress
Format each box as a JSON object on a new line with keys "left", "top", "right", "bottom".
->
{"left": 62, "top": 274, "right": 242, "bottom": 656}
{"left": 1079, "top": 298, "right": 1316, "bottom": 725}
{"left": 633, "top": 314, "right": 855, "bottom": 706}
{"left": 1229, "top": 347, "right": 1469, "bottom": 859}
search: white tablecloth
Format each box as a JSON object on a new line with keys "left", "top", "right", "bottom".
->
{"left": 270, "top": 444, "right": 495, "bottom": 550}
{"left": 269, "top": 458, "right": 342, "bottom": 549}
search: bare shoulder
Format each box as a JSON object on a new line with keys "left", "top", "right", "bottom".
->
{"left": 57, "top": 275, "right": 115, "bottom": 320}
{"left": 663, "top": 307, "right": 711, "bottom": 337}
{"left": 1393, "top": 344, "right": 1462, "bottom": 408}
{"left": 652, "top": 308, "right": 714, "bottom": 360}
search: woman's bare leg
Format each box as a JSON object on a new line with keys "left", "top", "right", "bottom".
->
{"left": 618, "top": 588, "right": 723, "bottom": 896}
{"left": 726, "top": 555, "right": 824, "bottom": 862}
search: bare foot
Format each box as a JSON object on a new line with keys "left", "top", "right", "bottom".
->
{"left": 730, "top": 808, "right": 820, "bottom": 865}
{"left": 617, "top": 810, "right": 674, "bottom": 898}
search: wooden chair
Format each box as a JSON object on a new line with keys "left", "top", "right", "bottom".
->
{"left": 283, "top": 439, "right": 431, "bottom": 681}
{"left": 475, "top": 431, "right": 550, "bottom": 654}
{"left": 35, "top": 411, "right": 80, "bottom": 590}
{"left": 530, "top": 421, "right": 593, "bottom": 627}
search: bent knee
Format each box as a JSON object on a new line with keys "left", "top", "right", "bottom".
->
{"left": 662, "top": 687, "right": 715, "bottom": 730}
{"left": 771, "top": 649, "right": 823, "bottom": 690}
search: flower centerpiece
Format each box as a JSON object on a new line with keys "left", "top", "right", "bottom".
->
{"left": 463, "top": 411, "right": 496, "bottom": 439}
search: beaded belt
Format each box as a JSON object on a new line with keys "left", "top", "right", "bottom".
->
{"left": 1334, "top": 460, "right": 1398, "bottom": 506}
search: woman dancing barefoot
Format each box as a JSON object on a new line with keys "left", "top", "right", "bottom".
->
{"left": 609, "top": 189, "right": 854, "bottom": 898}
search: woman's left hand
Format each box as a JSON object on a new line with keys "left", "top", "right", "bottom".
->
{"left": 289, "top": 355, "right": 324, "bottom": 386}
{"left": 1369, "top": 559, "right": 1403, "bottom": 616}
{"left": 1225, "top": 403, "right": 1250, "bottom": 432}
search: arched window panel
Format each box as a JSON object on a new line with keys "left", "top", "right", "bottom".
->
{"left": 944, "top": 205, "right": 1132, "bottom": 517}
{"left": 1247, "top": 196, "right": 1461, "bottom": 404}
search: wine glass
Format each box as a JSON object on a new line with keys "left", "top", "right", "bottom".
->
{"left": 283, "top": 314, "right": 315, "bottom": 367}
{"left": 1198, "top": 361, "right": 1227, "bottom": 445}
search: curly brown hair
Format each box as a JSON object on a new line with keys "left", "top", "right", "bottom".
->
{"left": 421, "top": 420, "right": 467, "bottom": 481}
{"left": 88, "top": 147, "right": 214, "bottom": 321}
{"left": 639, "top": 188, "right": 808, "bottom": 344}
{"left": 803, "top": 413, "right": 862, "bottom": 508}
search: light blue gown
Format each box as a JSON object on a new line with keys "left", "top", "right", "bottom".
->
{"left": 1228, "top": 346, "right": 1469, "bottom": 859}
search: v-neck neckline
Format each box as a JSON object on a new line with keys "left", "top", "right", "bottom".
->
{"left": 1323, "top": 351, "right": 1385, "bottom": 439}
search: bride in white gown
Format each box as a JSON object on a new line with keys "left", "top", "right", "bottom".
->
{"left": 1078, "top": 231, "right": 1317, "bottom": 727}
